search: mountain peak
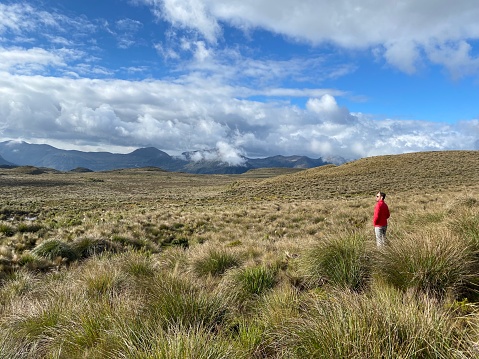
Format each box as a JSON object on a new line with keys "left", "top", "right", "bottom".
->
{"left": 130, "top": 147, "right": 169, "bottom": 158}
{"left": 0, "top": 141, "right": 341, "bottom": 173}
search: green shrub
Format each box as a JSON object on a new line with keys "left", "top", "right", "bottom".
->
{"left": 300, "top": 232, "right": 371, "bottom": 291}
{"left": 111, "top": 235, "right": 146, "bottom": 250}
{"left": 160, "top": 235, "right": 189, "bottom": 248}
{"left": 85, "top": 271, "right": 123, "bottom": 298}
{"left": 171, "top": 237, "right": 189, "bottom": 248}
{"left": 192, "top": 249, "right": 240, "bottom": 277}
{"left": 120, "top": 252, "right": 157, "bottom": 278}
{"left": 233, "top": 319, "right": 267, "bottom": 357}
{"left": 12, "top": 303, "right": 64, "bottom": 342}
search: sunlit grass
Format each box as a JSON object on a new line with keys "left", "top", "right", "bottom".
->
{"left": 191, "top": 247, "right": 241, "bottom": 277}
{"left": 280, "top": 284, "right": 479, "bottom": 358}
{"left": 375, "top": 228, "right": 478, "bottom": 299}
{"left": 1, "top": 151, "right": 479, "bottom": 357}
{"left": 299, "top": 231, "right": 372, "bottom": 291}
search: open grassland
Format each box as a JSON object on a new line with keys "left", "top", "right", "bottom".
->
{"left": 1, "top": 150, "right": 479, "bottom": 358}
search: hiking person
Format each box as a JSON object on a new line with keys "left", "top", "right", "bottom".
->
{"left": 373, "top": 191, "right": 390, "bottom": 246}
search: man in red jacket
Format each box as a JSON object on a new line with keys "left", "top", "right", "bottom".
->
{"left": 373, "top": 191, "right": 390, "bottom": 246}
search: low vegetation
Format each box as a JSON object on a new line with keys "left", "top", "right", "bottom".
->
{"left": 1, "top": 151, "right": 479, "bottom": 358}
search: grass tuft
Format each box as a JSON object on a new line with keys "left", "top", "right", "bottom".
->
{"left": 375, "top": 230, "right": 478, "bottom": 299}
{"left": 72, "top": 237, "right": 120, "bottom": 259}
{"left": 32, "top": 239, "right": 78, "bottom": 262}
{"left": 233, "top": 265, "right": 278, "bottom": 298}
{"left": 0, "top": 224, "right": 15, "bottom": 237}
{"left": 192, "top": 248, "right": 240, "bottom": 277}
{"left": 146, "top": 273, "right": 228, "bottom": 331}
{"left": 281, "top": 285, "right": 479, "bottom": 358}
{"left": 300, "top": 232, "right": 371, "bottom": 291}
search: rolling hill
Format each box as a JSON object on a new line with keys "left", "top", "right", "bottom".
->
{"left": 224, "top": 151, "right": 479, "bottom": 200}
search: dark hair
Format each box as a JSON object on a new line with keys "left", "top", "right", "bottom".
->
{"left": 379, "top": 192, "right": 386, "bottom": 200}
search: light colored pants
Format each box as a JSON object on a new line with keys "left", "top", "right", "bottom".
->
{"left": 375, "top": 226, "right": 387, "bottom": 246}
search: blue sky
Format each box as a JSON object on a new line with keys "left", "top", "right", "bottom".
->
{"left": 0, "top": 0, "right": 478, "bottom": 164}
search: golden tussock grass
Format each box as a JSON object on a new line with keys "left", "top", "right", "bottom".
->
{"left": 0, "top": 150, "right": 478, "bottom": 357}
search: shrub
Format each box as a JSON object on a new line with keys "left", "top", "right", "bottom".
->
{"left": 192, "top": 249, "right": 240, "bottom": 277}
{"left": 233, "top": 319, "right": 267, "bottom": 358}
{"left": 160, "top": 235, "right": 189, "bottom": 248}
{"left": 11, "top": 302, "right": 64, "bottom": 343}
{"left": 171, "top": 237, "right": 189, "bottom": 248}
{"left": 85, "top": 271, "right": 123, "bottom": 298}
{"left": 111, "top": 235, "right": 146, "bottom": 250}
{"left": 120, "top": 253, "right": 157, "bottom": 278}
{"left": 300, "top": 232, "right": 371, "bottom": 291}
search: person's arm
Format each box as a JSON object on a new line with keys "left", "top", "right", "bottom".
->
{"left": 373, "top": 203, "right": 380, "bottom": 225}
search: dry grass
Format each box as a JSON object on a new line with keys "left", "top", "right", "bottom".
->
{"left": 225, "top": 150, "right": 479, "bottom": 200}
{"left": 1, "top": 150, "right": 479, "bottom": 357}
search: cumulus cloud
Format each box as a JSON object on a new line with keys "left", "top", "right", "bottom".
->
{"left": 158, "top": 0, "right": 221, "bottom": 44}
{"left": 216, "top": 141, "right": 246, "bottom": 165}
{"left": 187, "top": 141, "right": 246, "bottom": 165}
{"left": 426, "top": 40, "right": 479, "bottom": 79}
{"left": 306, "top": 95, "right": 356, "bottom": 125}
{"left": 140, "top": 0, "right": 479, "bottom": 76}
{"left": 0, "top": 1, "right": 478, "bottom": 162}
{"left": 0, "top": 46, "right": 63, "bottom": 72}
{"left": 1, "top": 69, "right": 478, "bottom": 161}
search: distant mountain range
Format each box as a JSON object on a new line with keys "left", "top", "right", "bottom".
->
{"left": 0, "top": 141, "right": 345, "bottom": 174}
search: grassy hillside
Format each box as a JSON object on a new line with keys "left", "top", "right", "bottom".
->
{"left": 225, "top": 150, "right": 479, "bottom": 200}
{"left": 1, "top": 151, "right": 479, "bottom": 358}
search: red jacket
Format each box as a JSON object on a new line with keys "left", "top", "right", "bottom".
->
{"left": 373, "top": 200, "right": 390, "bottom": 227}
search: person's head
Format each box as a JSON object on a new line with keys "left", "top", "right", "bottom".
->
{"left": 376, "top": 192, "right": 386, "bottom": 201}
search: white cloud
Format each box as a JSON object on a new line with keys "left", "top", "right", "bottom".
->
{"left": 216, "top": 141, "right": 246, "bottom": 165}
{"left": 1, "top": 71, "right": 477, "bottom": 160}
{"left": 114, "top": 18, "right": 143, "bottom": 49}
{"left": 143, "top": 0, "right": 479, "bottom": 76}
{"left": 192, "top": 41, "right": 211, "bottom": 62}
{"left": 306, "top": 95, "right": 357, "bottom": 125}
{"left": 0, "top": 3, "right": 96, "bottom": 38}
{"left": 383, "top": 41, "right": 421, "bottom": 75}
{"left": 0, "top": 3, "right": 37, "bottom": 34}
{"left": 1, "top": 1, "right": 478, "bottom": 162}
{"left": 160, "top": 0, "right": 220, "bottom": 43}
{"left": 0, "top": 46, "right": 65, "bottom": 73}
{"left": 426, "top": 40, "right": 479, "bottom": 79}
